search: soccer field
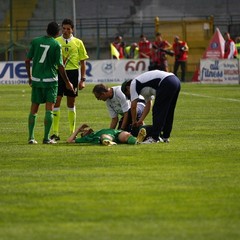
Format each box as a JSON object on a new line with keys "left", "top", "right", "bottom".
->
{"left": 0, "top": 83, "right": 240, "bottom": 240}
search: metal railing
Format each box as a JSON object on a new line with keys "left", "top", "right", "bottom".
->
{"left": 1, "top": 15, "right": 240, "bottom": 62}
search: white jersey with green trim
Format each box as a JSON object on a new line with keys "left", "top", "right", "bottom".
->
{"left": 106, "top": 86, "right": 130, "bottom": 118}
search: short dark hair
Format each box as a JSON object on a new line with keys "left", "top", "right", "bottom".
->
{"left": 114, "top": 35, "right": 122, "bottom": 40}
{"left": 121, "top": 79, "right": 132, "bottom": 93}
{"left": 92, "top": 84, "right": 108, "bottom": 94}
{"left": 46, "top": 22, "right": 60, "bottom": 37}
{"left": 62, "top": 18, "right": 74, "bottom": 29}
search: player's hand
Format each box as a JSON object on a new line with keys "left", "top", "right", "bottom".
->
{"left": 78, "top": 124, "right": 89, "bottom": 132}
{"left": 28, "top": 78, "right": 32, "bottom": 87}
{"left": 132, "top": 121, "right": 138, "bottom": 127}
{"left": 79, "top": 80, "right": 85, "bottom": 90}
{"left": 136, "top": 120, "right": 144, "bottom": 126}
{"left": 66, "top": 82, "right": 74, "bottom": 92}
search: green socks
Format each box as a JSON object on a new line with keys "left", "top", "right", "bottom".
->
{"left": 44, "top": 110, "right": 53, "bottom": 140}
{"left": 28, "top": 113, "right": 37, "bottom": 140}
{"left": 127, "top": 135, "right": 137, "bottom": 145}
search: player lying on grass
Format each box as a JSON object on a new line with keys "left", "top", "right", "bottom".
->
{"left": 67, "top": 124, "right": 146, "bottom": 146}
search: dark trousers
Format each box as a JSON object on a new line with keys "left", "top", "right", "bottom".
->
{"left": 151, "top": 75, "right": 181, "bottom": 140}
{"left": 174, "top": 60, "right": 186, "bottom": 82}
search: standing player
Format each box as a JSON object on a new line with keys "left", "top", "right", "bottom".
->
{"left": 51, "top": 18, "right": 89, "bottom": 141}
{"left": 25, "top": 21, "right": 74, "bottom": 144}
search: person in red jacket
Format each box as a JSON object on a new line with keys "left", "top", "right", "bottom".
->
{"left": 224, "top": 32, "right": 237, "bottom": 59}
{"left": 149, "top": 32, "right": 172, "bottom": 72}
{"left": 172, "top": 36, "right": 189, "bottom": 82}
{"left": 138, "top": 34, "right": 152, "bottom": 59}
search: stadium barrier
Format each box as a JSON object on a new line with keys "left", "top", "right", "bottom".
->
{"left": 1, "top": 59, "right": 239, "bottom": 84}
{"left": 200, "top": 59, "right": 240, "bottom": 84}
{"left": 0, "top": 59, "right": 149, "bottom": 84}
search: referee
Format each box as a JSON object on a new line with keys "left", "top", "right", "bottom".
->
{"left": 51, "top": 18, "right": 89, "bottom": 141}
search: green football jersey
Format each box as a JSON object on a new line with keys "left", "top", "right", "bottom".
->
{"left": 56, "top": 35, "right": 89, "bottom": 70}
{"left": 27, "top": 36, "right": 63, "bottom": 87}
{"left": 75, "top": 129, "right": 122, "bottom": 144}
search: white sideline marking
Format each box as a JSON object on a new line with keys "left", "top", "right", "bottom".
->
{"left": 181, "top": 92, "right": 240, "bottom": 102}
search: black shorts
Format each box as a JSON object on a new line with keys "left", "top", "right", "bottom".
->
{"left": 58, "top": 69, "right": 79, "bottom": 97}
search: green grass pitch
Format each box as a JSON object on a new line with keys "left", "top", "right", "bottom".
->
{"left": 0, "top": 83, "right": 240, "bottom": 240}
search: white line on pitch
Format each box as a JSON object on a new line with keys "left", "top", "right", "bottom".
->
{"left": 181, "top": 92, "right": 240, "bottom": 102}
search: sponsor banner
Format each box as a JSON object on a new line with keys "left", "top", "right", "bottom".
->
{"left": 192, "top": 28, "right": 225, "bottom": 82}
{"left": 0, "top": 59, "right": 149, "bottom": 84}
{"left": 0, "top": 62, "right": 29, "bottom": 84}
{"left": 202, "top": 28, "right": 225, "bottom": 59}
{"left": 200, "top": 59, "right": 240, "bottom": 84}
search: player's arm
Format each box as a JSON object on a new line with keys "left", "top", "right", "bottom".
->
{"left": 165, "top": 41, "right": 172, "bottom": 49}
{"left": 58, "top": 65, "right": 74, "bottom": 92}
{"left": 137, "top": 100, "right": 151, "bottom": 126}
{"left": 25, "top": 58, "right": 32, "bottom": 86}
{"left": 67, "top": 124, "right": 89, "bottom": 143}
{"left": 67, "top": 128, "right": 79, "bottom": 143}
{"left": 119, "top": 111, "right": 129, "bottom": 130}
{"left": 184, "top": 42, "right": 189, "bottom": 51}
{"left": 139, "top": 51, "right": 150, "bottom": 58}
{"left": 110, "top": 117, "right": 118, "bottom": 129}
{"left": 67, "top": 126, "right": 82, "bottom": 143}
{"left": 131, "top": 99, "right": 138, "bottom": 127}
{"left": 79, "top": 60, "right": 86, "bottom": 90}
{"left": 118, "top": 91, "right": 130, "bottom": 130}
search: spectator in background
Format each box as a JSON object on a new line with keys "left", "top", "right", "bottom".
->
{"left": 224, "top": 32, "right": 237, "bottom": 59}
{"left": 235, "top": 36, "right": 240, "bottom": 59}
{"left": 111, "top": 35, "right": 125, "bottom": 59}
{"left": 149, "top": 32, "right": 172, "bottom": 72}
{"left": 125, "top": 42, "right": 139, "bottom": 59}
{"left": 172, "top": 36, "right": 189, "bottom": 82}
{"left": 138, "top": 34, "right": 152, "bottom": 58}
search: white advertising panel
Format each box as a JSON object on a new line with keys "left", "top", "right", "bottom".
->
{"left": 200, "top": 59, "right": 240, "bottom": 84}
{"left": 0, "top": 59, "right": 150, "bottom": 84}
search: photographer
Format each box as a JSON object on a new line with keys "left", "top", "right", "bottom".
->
{"left": 149, "top": 32, "right": 172, "bottom": 72}
{"left": 172, "top": 36, "right": 189, "bottom": 82}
